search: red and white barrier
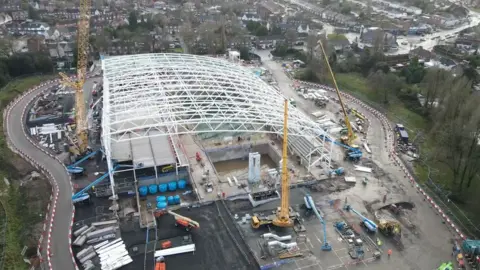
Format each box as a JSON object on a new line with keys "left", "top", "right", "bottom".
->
{"left": 3, "top": 78, "right": 80, "bottom": 270}
{"left": 294, "top": 77, "right": 467, "bottom": 240}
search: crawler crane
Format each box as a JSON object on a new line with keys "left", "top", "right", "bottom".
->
{"left": 59, "top": 0, "right": 91, "bottom": 156}
{"left": 251, "top": 100, "right": 298, "bottom": 229}
{"left": 317, "top": 39, "right": 359, "bottom": 150}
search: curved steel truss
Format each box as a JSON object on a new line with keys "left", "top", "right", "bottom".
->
{"left": 101, "top": 53, "right": 332, "bottom": 175}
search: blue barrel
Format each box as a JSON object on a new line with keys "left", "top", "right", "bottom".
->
{"left": 156, "top": 202, "right": 167, "bottom": 209}
{"left": 156, "top": 196, "right": 166, "bottom": 202}
{"left": 148, "top": 184, "right": 158, "bottom": 194}
{"left": 174, "top": 195, "right": 181, "bottom": 204}
{"left": 177, "top": 179, "right": 187, "bottom": 189}
{"left": 138, "top": 186, "right": 148, "bottom": 197}
{"left": 158, "top": 183, "right": 168, "bottom": 193}
{"left": 168, "top": 181, "right": 177, "bottom": 191}
{"left": 167, "top": 196, "right": 175, "bottom": 205}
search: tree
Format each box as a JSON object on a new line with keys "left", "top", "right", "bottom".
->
{"left": 128, "top": 11, "right": 138, "bottom": 30}
{"left": 0, "top": 38, "right": 13, "bottom": 58}
{"left": 179, "top": 21, "right": 195, "bottom": 54}
{"left": 255, "top": 25, "right": 268, "bottom": 36}
{"left": 432, "top": 79, "right": 480, "bottom": 195}
{"left": 285, "top": 29, "right": 298, "bottom": 48}
{"left": 198, "top": 22, "right": 220, "bottom": 54}
{"left": 306, "top": 34, "right": 319, "bottom": 62}
{"left": 271, "top": 25, "right": 282, "bottom": 35}
{"left": 402, "top": 57, "right": 426, "bottom": 84}
{"left": 28, "top": 5, "right": 39, "bottom": 20}
{"left": 246, "top": 21, "right": 261, "bottom": 32}
{"left": 420, "top": 68, "right": 453, "bottom": 113}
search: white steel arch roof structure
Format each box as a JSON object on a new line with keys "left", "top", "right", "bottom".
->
{"left": 101, "top": 53, "right": 332, "bottom": 177}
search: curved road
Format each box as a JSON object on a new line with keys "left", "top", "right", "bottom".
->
{"left": 6, "top": 83, "right": 75, "bottom": 270}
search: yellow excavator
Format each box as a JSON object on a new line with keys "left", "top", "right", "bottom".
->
{"left": 251, "top": 99, "right": 298, "bottom": 229}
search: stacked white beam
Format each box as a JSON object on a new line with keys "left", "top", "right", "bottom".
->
{"left": 94, "top": 238, "right": 132, "bottom": 270}
{"left": 91, "top": 220, "right": 117, "bottom": 227}
{"left": 154, "top": 244, "right": 196, "bottom": 258}
{"left": 86, "top": 226, "right": 116, "bottom": 239}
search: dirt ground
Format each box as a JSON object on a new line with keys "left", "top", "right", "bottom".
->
{"left": 10, "top": 156, "right": 51, "bottom": 252}
{"left": 254, "top": 49, "right": 455, "bottom": 269}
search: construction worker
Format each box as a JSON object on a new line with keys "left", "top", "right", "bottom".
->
{"left": 388, "top": 249, "right": 392, "bottom": 258}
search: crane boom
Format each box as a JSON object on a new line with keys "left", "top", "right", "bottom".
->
{"left": 317, "top": 39, "right": 356, "bottom": 146}
{"left": 272, "top": 99, "right": 293, "bottom": 227}
{"left": 59, "top": 0, "right": 91, "bottom": 154}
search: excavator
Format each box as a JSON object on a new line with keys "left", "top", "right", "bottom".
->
{"left": 251, "top": 100, "right": 298, "bottom": 229}
{"left": 317, "top": 38, "right": 362, "bottom": 160}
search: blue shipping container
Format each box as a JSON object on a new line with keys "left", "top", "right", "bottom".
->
{"left": 178, "top": 179, "right": 187, "bottom": 189}
{"left": 158, "top": 183, "right": 168, "bottom": 193}
{"left": 148, "top": 184, "right": 158, "bottom": 194}
{"left": 139, "top": 186, "right": 148, "bottom": 197}
{"left": 167, "top": 196, "right": 175, "bottom": 205}
{"left": 156, "top": 196, "right": 167, "bottom": 202}
{"left": 168, "top": 181, "right": 177, "bottom": 191}
{"left": 156, "top": 202, "right": 167, "bottom": 209}
{"left": 174, "top": 195, "right": 181, "bottom": 204}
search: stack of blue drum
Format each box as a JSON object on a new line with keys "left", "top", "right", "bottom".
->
{"left": 138, "top": 179, "right": 188, "bottom": 205}
{"left": 156, "top": 195, "right": 167, "bottom": 209}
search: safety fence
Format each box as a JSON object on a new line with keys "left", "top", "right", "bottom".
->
{"left": 2, "top": 75, "right": 99, "bottom": 270}
{"left": 294, "top": 78, "right": 470, "bottom": 241}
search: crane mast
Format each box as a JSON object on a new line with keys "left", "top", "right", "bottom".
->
{"left": 317, "top": 39, "right": 356, "bottom": 146}
{"left": 272, "top": 99, "right": 293, "bottom": 228}
{"left": 59, "top": 0, "right": 91, "bottom": 155}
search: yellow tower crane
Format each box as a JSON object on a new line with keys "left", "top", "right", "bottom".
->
{"left": 59, "top": 0, "right": 91, "bottom": 155}
{"left": 251, "top": 99, "right": 297, "bottom": 229}
{"left": 317, "top": 39, "right": 356, "bottom": 146}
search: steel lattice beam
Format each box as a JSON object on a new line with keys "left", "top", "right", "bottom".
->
{"left": 101, "top": 54, "right": 332, "bottom": 187}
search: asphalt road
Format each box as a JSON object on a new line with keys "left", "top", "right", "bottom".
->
{"left": 5, "top": 65, "right": 101, "bottom": 270}
{"left": 258, "top": 55, "right": 453, "bottom": 268}
{"left": 6, "top": 84, "right": 75, "bottom": 270}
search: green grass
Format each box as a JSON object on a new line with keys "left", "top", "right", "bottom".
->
{"left": 171, "top": 48, "right": 184, "bottom": 53}
{"left": 0, "top": 75, "right": 53, "bottom": 269}
{"left": 335, "top": 73, "right": 381, "bottom": 102}
{"left": 334, "top": 72, "right": 480, "bottom": 237}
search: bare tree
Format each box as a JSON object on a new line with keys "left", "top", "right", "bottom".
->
{"left": 306, "top": 34, "right": 319, "bottom": 62}
{"left": 420, "top": 68, "right": 453, "bottom": 113}
{"left": 432, "top": 79, "right": 480, "bottom": 193}
{"left": 179, "top": 21, "right": 196, "bottom": 53}
{"left": 198, "top": 22, "right": 220, "bottom": 54}
{"left": 285, "top": 29, "right": 298, "bottom": 48}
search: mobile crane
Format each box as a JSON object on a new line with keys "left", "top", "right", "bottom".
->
{"left": 317, "top": 39, "right": 359, "bottom": 149}
{"left": 251, "top": 100, "right": 298, "bottom": 229}
{"left": 59, "top": 0, "right": 91, "bottom": 156}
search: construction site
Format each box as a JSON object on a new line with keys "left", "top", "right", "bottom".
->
{"left": 28, "top": 48, "right": 467, "bottom": 270}
{"left": 24, "top": 19, "right": 479, "bottom": 270}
